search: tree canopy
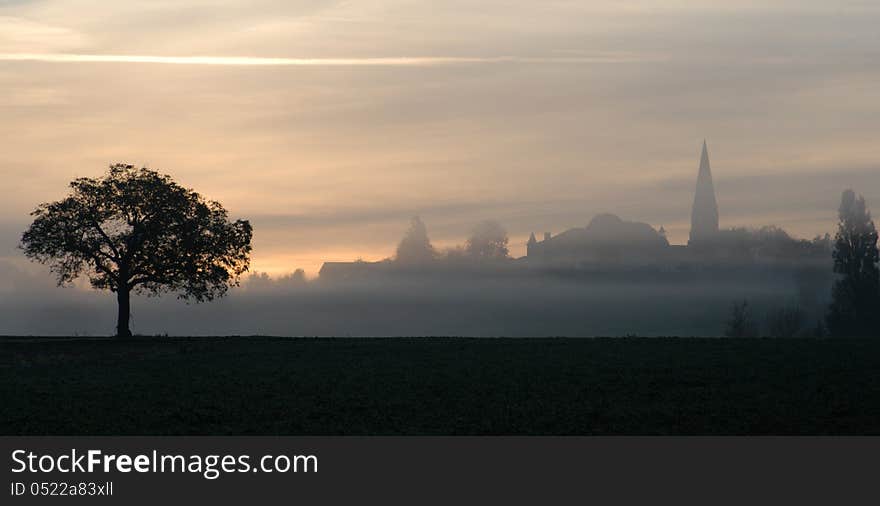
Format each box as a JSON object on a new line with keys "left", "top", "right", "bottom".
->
{"left": 21, "top": 164, "right": 252, "bottom": 336}
{"left": 395, "top": 216, "right": 435, "bottom": 265}
{"left": 827, "top": 189, "right": 879, "bottom": 337}
{"left": 466, "top": 220, "right": 509, "bottom": 260}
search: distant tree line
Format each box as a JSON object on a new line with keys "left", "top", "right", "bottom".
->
{"left": 725, "top": 189, "right": 879, "bottom": 338}
{"left": 395, "top": 216, "right": 510, "bottom": 265}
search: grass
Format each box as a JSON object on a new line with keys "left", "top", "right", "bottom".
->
{"left": 2, "top": 337, "right": 879, "bottom": 435}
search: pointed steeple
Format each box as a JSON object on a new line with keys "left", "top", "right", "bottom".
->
{"left": 689, "top": 140, "right": 719, "bottom": 244}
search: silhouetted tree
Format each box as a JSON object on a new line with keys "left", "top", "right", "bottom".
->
{"left": 395, "top": 216, "right": 435, "bottom": 265}
{"left": 827, "top": 190, "right": 880, "bottom": 337}
{"left": 20, "top": 164, "right": 252, "bottom": 336}
{"left": 289, "top": 268, "right": 307, "bottom": 284}
{"left": 724, "top": 300, "right": 759, "bottom": 338}
{"left": 438, "top": 245, "right": 468, "bottom": 264}
{"left": 766, "top": 306, "right": 804, "bottom": 338}
{"left": 245, "top": 269, "right": 307, "bottom": 290}
{"left": 466, "top": 221, "right": 509, "bottom": 260}
{"left": 245, "top": 272, "right": 274, "bottom": 291}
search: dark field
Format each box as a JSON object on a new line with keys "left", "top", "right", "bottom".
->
{"left": 2, "top": 337, "right": 880, "bottom": 435}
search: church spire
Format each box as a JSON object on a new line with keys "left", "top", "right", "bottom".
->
{"left": 689, "top": 140, "right": 719, "bottom": 244}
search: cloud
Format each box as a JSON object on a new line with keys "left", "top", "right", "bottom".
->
{"left": 0, "top": 16, "right": 87, "bottom": 52}
{"left": 0, "top": 53, "right": 655, "bottom": 66}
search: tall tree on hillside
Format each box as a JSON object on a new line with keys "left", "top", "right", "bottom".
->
{"left": 827, "top": 189, "right": 880, "bottom": 337}
{"left": 466, "top": 221, "right": 509, "bottom": 260}
{"left": 395, "top": 216, "right": 435, "bottom": 265}
{"left": 21, "top": 164, "right": 252, "bottom": 336}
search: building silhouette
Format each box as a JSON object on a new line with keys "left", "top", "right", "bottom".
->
{"left": 525, "top": 141, "right": 716, "bottom": 264}
{"left": 318, "top": 140, "right": 830, "bottom": 280}
{"left": 525, "top": 213, "right": 669, "bottom": 264}
{"left": 689, "top": 140, "right": 719, "bottom": 244}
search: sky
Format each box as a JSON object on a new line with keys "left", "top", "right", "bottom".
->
{"left": 2, "top": 1, "right": 879, "bottom": 277}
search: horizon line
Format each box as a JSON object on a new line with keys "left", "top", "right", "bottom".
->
{"left": 0, "top": 53, "right": 658, "bottom": 66}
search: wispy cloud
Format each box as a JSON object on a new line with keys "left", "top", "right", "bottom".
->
{"left": 0, "top": 16, "right": 88, "bottom": 52}
{"left": 0, "top": 52, "right": 656, "bottom": 66}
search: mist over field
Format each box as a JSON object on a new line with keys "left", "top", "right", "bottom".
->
{"left": 0, "top": 258, "right": 829, "bottom": 337}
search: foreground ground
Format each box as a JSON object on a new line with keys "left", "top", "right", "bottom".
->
{"left": 2, "top": 337, "right": 879, "bottom": 435}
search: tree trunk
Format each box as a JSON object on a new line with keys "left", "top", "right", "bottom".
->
{"left": 116, "top": 286, "right": 132, "bottom": 337}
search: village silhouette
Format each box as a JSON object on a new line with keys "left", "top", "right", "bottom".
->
{"left": 320, "top": 141, "right": 830, "bottom": 278}
{"left": 302, "top": 141, "right": 845, "bottom": 338}
{"left": 12, "top": 141, "right": 878, "bottom": 338}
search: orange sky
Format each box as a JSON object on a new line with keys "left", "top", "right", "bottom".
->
{"left": 2, "top": 1, "right": 879, "bottom": 277}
